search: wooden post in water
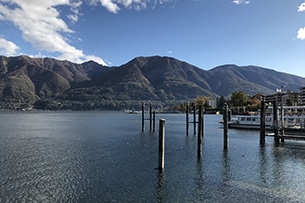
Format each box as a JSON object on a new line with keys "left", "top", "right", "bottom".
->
{"left": 202, "top": 107, "right": 204, "bottom": 138}
{"left": 149, "top": 103, "right": 153, "bottom": 132}
{"left": 273, "top": 96, "right": 280, "bottom": 144}
{"left": 280, "top": 96, "right": 285, "bottom": 143}
{"left": 153, "top": 111, "right": 156, "bottom": 133}
{"left": 193, "top": 104, "right": 197, "bottom": 135}
{"left": 223, "top": 103, "right": 228, "bottom": 150}
{"left": 260, "top": 96, "right": 266, "bottom": 145}
{"left": 228, "top": 109, "right": 232, "bottom": 122}
{"left": 158, "top": 119, "right": 166, "bottom": 171}
{"left": 142, "top": 102, "right": 145, "bottom": 132}
{"left": 186, "top": 102, "right": 189, "bottom": 136}
{"left": 197, "top": 105, "right": 203, "bottom": 158}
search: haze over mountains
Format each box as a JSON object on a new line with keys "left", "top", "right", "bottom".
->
{"left": 1, "top": 55, "right": 304, "bottom": 110}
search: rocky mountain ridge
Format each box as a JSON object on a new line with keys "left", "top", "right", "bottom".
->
{"left": 1, "top": 55, "right": 304, "bottom": 110}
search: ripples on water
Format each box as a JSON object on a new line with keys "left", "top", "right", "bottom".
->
{"left": 1, "top": 112, "right": 305, "bottom": 202}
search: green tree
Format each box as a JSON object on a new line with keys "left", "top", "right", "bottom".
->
{"left": 231, "top": 91, "right": 249, "bottom": 107}
{"left": 195, "top": 96, "right": 211, "bottom": 107}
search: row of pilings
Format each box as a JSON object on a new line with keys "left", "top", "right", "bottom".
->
{"left": 185, "top": 102, "right": 204, "bottom": 157}
{"left": 141, "top": 97, "right": 290, "bottom": 172}
{"left": 141, "top": 101, "right": 244, "bottom": 171}
{"left": 259, "top": 95, "right": 284, "bottom": 144}
{"left": 141, "top": 102, "right": 164, "bottom": 172}
{"left": 141, "top": 102, "right": 156, "bottom": 133}
{"left": 222, "top": 96, "right": 281, "bottom": 146}
{"left": 141, "top": 102, "right": 205, "bottom": 172}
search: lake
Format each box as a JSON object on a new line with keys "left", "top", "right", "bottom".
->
{"left": 1, "top": 111, "right": 305, "bottom": 202}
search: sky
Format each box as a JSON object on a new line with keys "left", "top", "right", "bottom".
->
{"left": 1, "top": 0, "right": 305, "bottom": 77}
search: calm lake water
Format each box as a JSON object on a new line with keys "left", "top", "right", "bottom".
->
{"left": 1, "top": 111, "right": 305, "bottom": 202}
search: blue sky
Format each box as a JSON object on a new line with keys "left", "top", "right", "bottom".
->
{"left": 1, "top": 0, "right": 305, "bottom": 78}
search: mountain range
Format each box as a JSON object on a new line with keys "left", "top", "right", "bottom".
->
{"left": 1, "top": 55, "right": 305, "bottom": 110}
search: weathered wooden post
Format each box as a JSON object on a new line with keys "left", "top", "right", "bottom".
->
{"left": 153, "top": 111, "right": 156, "bottom": 133}
{"left": 197, "top": 105, "right": 203, "bottom": 158}
{"left": 149, "top": 103, "right": 153, "bottom": 132}
{"left": 142, "top": 102, "right": 145, "bottom": 132}
{"left": 260, "top": 96, "right": 266, "bottom": 145}
{"left": 202, "top": 107, "right": 204, "bottom": 138}
{"left": 280, "top": 95, "right": 285, "bottom": 142}
{"left": 158, "top": 119, "right": 166, "bottom": 171}
{"left": 193, "top": 104, "right": 197, "bottom": 135}
{"left": 223, "top": 103, "right": 228, "bottom": 150}
{"left": 186, "top": 102, "right": 189, "bottom": 136}
{"left": 273, "top": 96, "right": 280, "bottom": 144}
{"left": 228, "top": 109, "right": 232, "bottom": 121}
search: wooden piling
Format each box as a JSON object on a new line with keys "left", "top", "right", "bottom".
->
{"left": 202, "top": 107, "right": 204, "bottom": 138}
{"left": 158, "top": 119, "right": 166, "bottom": 171}
{"left": 142, "top": 102, "right": 145, "bottom": 132}
{"left": 260, "top": 96, "right": 266, "bottom": 144}
{"left": 223, "top": 103, "right": 228, "bottom": 150}
{"left": 280, "top": 96, "right": 285, "bottom": 143}
{"left": 193, "top": 104, "right": 197, "bottom": 135}
{"left": 150, "top": 103, "right": 152, "bottom": 132}
{"left": 186, "top": 102, "right": 189, "bottom": 136}
{"left": 153, "top": 111, "right": 156, "bottom": 133}
{"left": 273, "top": 97, "right": 280, "bottom": 144}
{"left": 197, "top": 105, "right": 203, "bottom": 158}
{"left": 280, "top": 129, "right": 285, "bottom": 143}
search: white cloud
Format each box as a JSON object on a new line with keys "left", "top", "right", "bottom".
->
{"left": 91, "top": 0, "right": 175, "bottom": 13}
{"left": 84, "top": 55, "right": 108, "bottom": 65}
{"left": 297, "top": 3, "right": 305, "bottom": 40}
{"left": 232, "top": 0, "right": 250, "bottom": 5}
{"left": 0, "top": 37, "right": 20, "bottom": 55}
{"left": 298, "top": 2, "right": 305, "bottom": 12}
{"left": 297, "top": 27, "right": 305, "bottom": 40}
{"left": 0, "top": 0, "right": 175, "bottom": 65}
{"left": 100, "top": 0, "right": 121, "bottom": 13}
{"left": 68, "top": 1, "right": 82, "bottom": 23}
{"left": 0, "top": 0, "right": 107, "bottom": 65}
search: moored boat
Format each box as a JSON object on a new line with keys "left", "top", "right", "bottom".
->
{"left": 227, "top": 115, "right": 273, "bottom": 130}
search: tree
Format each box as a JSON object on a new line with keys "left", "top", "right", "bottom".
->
{"left": 195, "top": 96, "right": 211, "bottom": 107}
{"left": 231, "top": 91, "right": 249, "bottom": 107}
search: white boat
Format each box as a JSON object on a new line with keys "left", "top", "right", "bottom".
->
{"left": 227, "top": 115, "right": 273, "bottom": 130}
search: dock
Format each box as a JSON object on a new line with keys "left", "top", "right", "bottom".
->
{"left": 266, "top": 132, "right": 305, "bottom": 140}
{"left": 261, "top": 94, "right": 305, "bottom": 143}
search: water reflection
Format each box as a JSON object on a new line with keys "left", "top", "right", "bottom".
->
{"left": 155, "top": 171, "right": 167, "bottom": 203}
{"left": 256, "top": 141, "right": 305, "bottom": 202}
{"left": 195, "top": 158, "right": 204, "bottom": 201}
{"left": 259, "top": 145, "right": 268, "bottom": 186}
{"left": 222, "top": 149, "right": 231, "bottom": 183}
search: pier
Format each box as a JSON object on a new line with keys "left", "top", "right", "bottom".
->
{"left": 256, "top": 95, "right": 305, "bottom": 144}
{"left": 220, "top": 94, "right": 305, "bottom": 145}
{"left": 139, "top": 97, "right": 305, "bottom": 173}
